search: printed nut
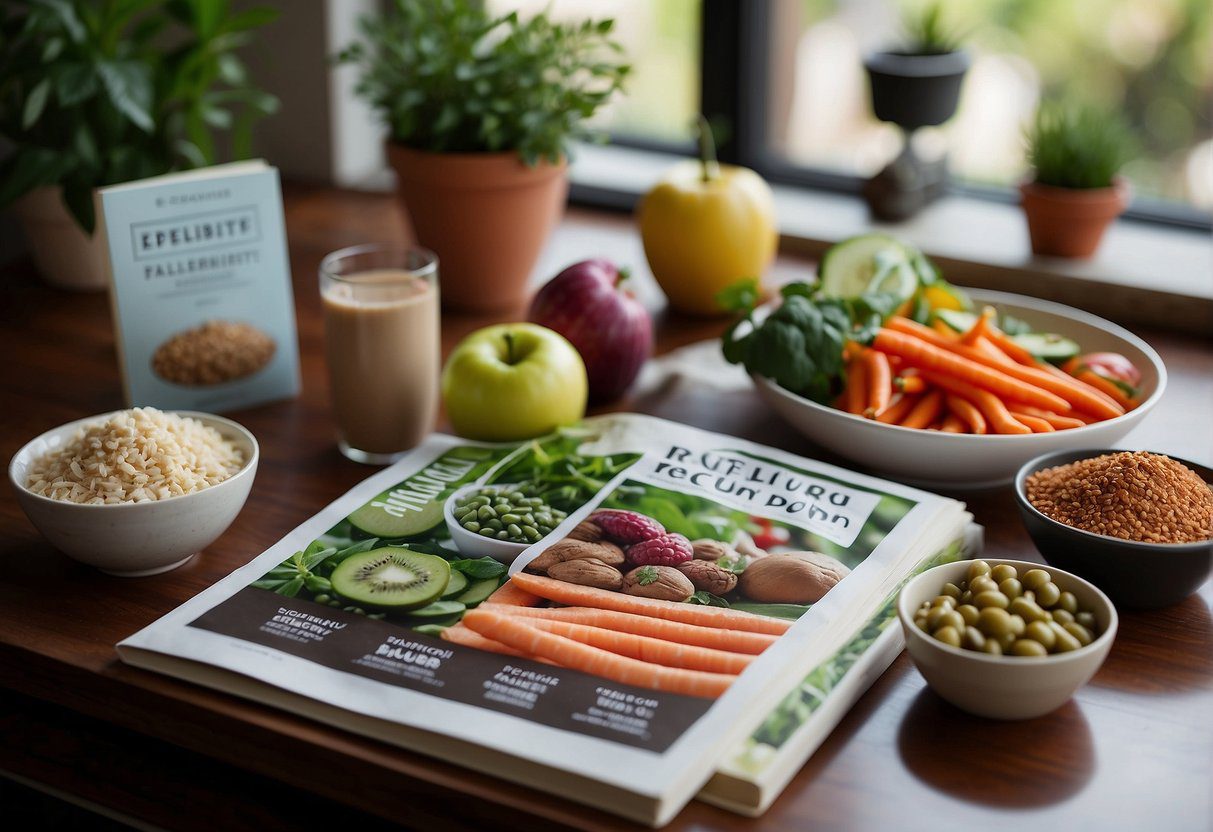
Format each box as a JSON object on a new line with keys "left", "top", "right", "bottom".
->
{"left": 677, "top": 560, "right": 738, "bottom": 595}
{"left": 547, "top": 558, "right": 624, "bottom": 591}
{"left": 690, "top": 538, "right": 739, "bottom": 561}
{"left": 739, "top": 551, "right": 850, "bottom": 604}
{"left": 621, "top": 565, "right": 695, "bottom": 602}
{"left": 526, "top": 538, "right": 625, "bottom": 573}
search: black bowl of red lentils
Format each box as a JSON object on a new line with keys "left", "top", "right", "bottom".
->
{"left": 1014, "top": 449, "right": 1213, "bottom": 609}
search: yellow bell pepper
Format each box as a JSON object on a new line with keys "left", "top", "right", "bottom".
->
{"left": 637, "top": 117, "right": 777, "bottom": 316}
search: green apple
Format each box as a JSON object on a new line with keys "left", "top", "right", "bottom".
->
{"left": 441, "top": 323, "right": 587, "bottom": 441}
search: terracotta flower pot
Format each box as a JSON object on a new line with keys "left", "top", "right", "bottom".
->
{"left": 1019, "top": 179, "right": 1129, "bottom": 259}
{"left": 386, "top": 144, "right": 568, "bottom": 313}
{"left": 9, "top": 186, "right": 109, "bottom": 291}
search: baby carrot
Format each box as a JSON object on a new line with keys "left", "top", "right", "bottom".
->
{"left": 523, "top": 618, "right": 755, "bottom": 675}
{"left": 945, "top": 395, "right": 988, "bottom": 434}
{"left": 845, "top": 354, "right": 869, "bottom": 415}
{"left": 932, "top": 319, "right": 960, "bottom": 338}
{"left": 862, "top": 350, "right": 893, "bottom": 417}
{"left": 960, "top": 306, "right": 994, "bottom": 346}
{"left": 939, "top": 413, "right": 966, "bottom": 433}
{"left": 917, "top": 371, "right": 1032, "bottom": 434}
{"left": 875, "top": 393, "right": 921, "bottom": 424}
{"left": 508, "top": 573, "right": 792, "bottom": 635}
{"left": 1009, "top": 412, "right": 1056, "bottom": 433}
{"left": 1074, "top": 370, "right": 1137, "bottom": 410}
{"left": 900, "top": 390, "right": 945, "bottom": 429}
{"left": 1012, "top": 406, "right": 1087, "bottom": 430}
{"left": 873, "top": 329, "right": 1069, "bottom": 411}
{"left": 895, "top": 374, "right": 926, "bottom": 394}
{"left": 462, "top": 609, "right": 737, "bottom": 699}
{"left": 985, "top": 327, "right": 1038, "bottom": 366}
{"left": 489, "top": 605, "right": 778, "bottom": 655}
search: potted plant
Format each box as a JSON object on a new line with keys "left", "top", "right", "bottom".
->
{"left": 864, "top": 3, "right": 969, "bottom": 131}
{"left": 339, "top": 0, "right": 629, "bottom": 313}
{"left": 1020, "top": 101, "right": 1133, "bottom": 258}
{"left": 0, "top": 0, "right": 279, "bottom": 290}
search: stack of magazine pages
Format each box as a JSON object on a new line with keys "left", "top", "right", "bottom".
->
{"left": 119, "top": 414, "right": 978, "bottom": 826}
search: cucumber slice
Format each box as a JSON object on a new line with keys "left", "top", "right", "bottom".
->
{"left": 1011, "top": 332, "right": 1080, "bottom": 364}
{"left": 868, "top": 259, "right": 918, "bottom": 301}
{"left": 407, "top": 600, "right": 466, "bottom": 619}
{"left": 934, "top": 309, "right": 978, "bottom": 332}
{"left": 454, "top": 578, "right": 500, "bottom": 607}
{"left": 348, "top": 490, "right": 445, "bottom": 538}
{"left": 440, "top": 570, "right": 469, "bottom": 599}
{"left": 819, "top": 234, "right": 913, "bottom": 298}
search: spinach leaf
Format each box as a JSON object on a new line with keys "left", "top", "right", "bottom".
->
{"left": 449, "top": 557, "right": 507, "bottom": 580}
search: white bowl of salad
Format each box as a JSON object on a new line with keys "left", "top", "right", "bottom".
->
{"left": 726, "top": 235, "right": 1166, "bottom": 489}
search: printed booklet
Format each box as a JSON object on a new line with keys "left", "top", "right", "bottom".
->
{"left": 118, "top": 414, "right": 974, "bottom": 826}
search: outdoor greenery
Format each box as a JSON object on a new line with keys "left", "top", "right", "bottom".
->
{"left": 0, "top": 0, "right": 279, "bottom": 233}
{"left": 901, "top": 2, "right": 963, "bottom": 54}
{"left": 339, "top": 0, "right": 630, "bottom": 164}
{"left": 1027, "top": 100, "right": 1134, "bottom": 189}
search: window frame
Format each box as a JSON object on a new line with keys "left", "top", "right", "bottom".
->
{"left": 589, "top": 0, "right": 1212, "bottom": 232}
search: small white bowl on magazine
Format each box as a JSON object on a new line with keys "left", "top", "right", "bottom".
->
{"left": 9, "top": 409, "right": 258, "bottom": 576}
{"left": 443, "top": 483, "right": 534, "bottom": 563}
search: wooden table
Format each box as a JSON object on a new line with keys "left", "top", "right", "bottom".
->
{"left": 2, "top": 187, "right": 1211, "bottom": 831}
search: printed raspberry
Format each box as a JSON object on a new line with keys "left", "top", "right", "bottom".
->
{"left": 590, "top": 509, "right": 666, "bottom": 544}
{"left": 627, "top": 533, "right": 694, "bottom": 567}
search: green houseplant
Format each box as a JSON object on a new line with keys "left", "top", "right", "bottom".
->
{"left": 1020, "top": 101, "right": 1134, "bottom": 258}
{"left": 0, "top": 0, "right": 278, "bottom": 289}
{"left": 340, "top": 0, "right": 629, "bottom": 312}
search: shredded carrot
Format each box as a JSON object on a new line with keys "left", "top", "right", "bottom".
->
{"left": 523, "top": 618, "right": 755, "bottom": 675}
{"left": 1009, "top": 412, "right": 1056, "bottom": 433}
{"left": 844, "top": 354, "right": 869, "bottom": 415}
{"left": 899, "top": 390, "right": 945, "bottom": 429}
{"left": 863, "top": 350, "right": 893, "bottom": 418}
{"left": 873, "top": 328, "right": 1070, "bottom": 411}
{"left": 485, "top": 605, "right": 778, "bottom": 655}
{"left": 462, "top": 609, "right": 737, "bottom": 698}
{"left": 508, "top": 573, "right": 791, "bottom": 635}
{"left": 917, "top": 371, "right": 1032, "bottom": 434}
{"left": 875, "top": 393, "right": 921, "bottom": 424}
{"left": 945, "top": 394, "right": 988, "bottom": 434}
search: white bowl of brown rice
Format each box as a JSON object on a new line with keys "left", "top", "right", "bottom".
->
{"left": 9, "top": 407, "right": 258, "bottom": 576}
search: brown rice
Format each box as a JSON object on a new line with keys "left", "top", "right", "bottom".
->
{"left": 1025, "top": 451, "right": 1213, "bottom": 544}
{"left": 152, "top": 320, "right": 275, "bottom": 386}
{"left": 24, "top": 407, "right": 245, "bottom": 504}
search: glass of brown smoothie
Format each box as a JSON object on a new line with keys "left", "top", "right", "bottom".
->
{"left": 319, "top": 244, "right": 439, "bottom": 464}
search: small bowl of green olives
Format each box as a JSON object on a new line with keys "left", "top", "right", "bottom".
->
{"left": 897, "top": 558, "right": 1118, "bottom": 720}
{"left": 444, "top": 483, "right": 569, "bottom": 563}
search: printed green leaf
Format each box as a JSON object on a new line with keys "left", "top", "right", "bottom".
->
{"left": 450, "top": 557, "right": 507, "bottom": 580}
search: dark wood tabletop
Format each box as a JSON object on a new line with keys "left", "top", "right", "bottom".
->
{"left": 2, "top": 186, "right": 1211, "bottom": 832}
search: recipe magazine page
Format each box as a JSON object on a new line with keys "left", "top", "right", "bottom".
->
{"left": 117, "top": 414, "right": 970, "bottom": 826}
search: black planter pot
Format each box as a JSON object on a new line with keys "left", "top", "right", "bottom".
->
{"left": 864, "top": 50, "right": 970, "bottom": 129}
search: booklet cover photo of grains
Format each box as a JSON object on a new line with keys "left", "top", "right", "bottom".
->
{"left": 117, "top": 414, "right": 975, "bottom": 825}
{"left": 97, "top": 160, "right": 300, "bottom": 413}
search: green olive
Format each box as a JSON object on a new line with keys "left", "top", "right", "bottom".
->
{"left": 974, "top": 590, "right": 1010, "bottom": 610}
{"left": 1050, "top": 622, "right": 1082, "bottom": 652}
{"left": 1036, "top": 581, "right": 1062, "bottom": 608}
{"left": 957, "top": 604, "right": 980, "bottom": 627}
{"left": 998, "top": 578, "right": 1024, "bottom": 600}
{"left": 1024, "top": 620, "right": 1056, "bottom": 649}
{"left": 1022, "top": 568, "right": 1052, "bottom": 591}
{"left": 1011, "top": 639, "right": 1048, "bottom": 657}
{"left": 968, "top": 576, "right": 1000, "bottom": 595}
{"left": 933, "top": 625, "right": 962, "bottom": 647}
{"left": 1058, "top": 591, "right": 1079, "bottom": 614}
{"left": 990, "top": 564, "right": 1018, "bottom": 583}
{"left": 963, "top": 626, "right": 986, "bottom": 651}
{"left": 1063, "top": 622, "right": 1093, "bottom": 646}
{"left": 1009, "top": 596, "right": 1048, "bottom": 623}
{"left": 941, "top": 582, "right": 962, "bottom": 599}
{"left": 977, "top": 606, "right": 1014, "bottom": 637}
{"left": 967, "top": 560, "right": 992, "bottom": 581}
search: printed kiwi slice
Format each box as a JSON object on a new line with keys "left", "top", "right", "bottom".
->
{"left": 348, "top": 492, "right": 444, "bottom": 538}
{"left": 330, "top": 548, "right": 450, "bottom": 610}
{"left": 440, "top": 570, "right": 469, "bottom": 599}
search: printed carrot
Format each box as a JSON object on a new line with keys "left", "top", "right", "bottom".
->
{"left": 917, "top": 371, "right": 1032, "bottom": 434}
{"left": 945, "top": 394, "right": 987, "bottom": 434}
{"left": 1009, "top": 412, "right": 1056, "bottom": 433}
{"left": 485, "top": 581, "right": 541, "bottom": 607}
{"left": 441, "top": 624, "right": 533, "bottom": 659}
{"left": 462, "top": 609, "right": 737, "bottom": 699}
{"left": 524, "top": 618, "right": 755, "bottom": 675}
{"left": 487, "top": 605, "right": 778, "bottom": 655}
{"left": 875, "top": 393, "right": 921, "bottom": 424}
{"left": 939, "top": 413, "right": 966, "bottom": 433}
{"left": 844, "top": 354, "right": 869, "bottom": 415}
{"left": 899, "top": 390, "right": 945, "bottom": 429}
{"left": 508, "top": 573, "right": 791, "bottom": 635}
{"left": 863, "top": 350, "right": 893, "bottom": 418}
{"left": 1012, "top": 406, "right": 1087, "bottom": 430}
{"left": 872, "top": 328, "right": 1070, "bottom": 411}
{"left": 883, "top": 318, "right": 1121, "bottom": 419}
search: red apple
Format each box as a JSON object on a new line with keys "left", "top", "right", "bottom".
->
{"left": 527, "top": 259, "right": 653, "bottom": 402}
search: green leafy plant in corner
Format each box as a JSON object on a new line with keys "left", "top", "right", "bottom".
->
{"left": 1027, "top": 100, "right": 1134, "bottom": 190}
{"left": 337, "top": 0, "right": 630, "bottom": 165}
{"left": 901, "top": 2, "right": 963, "bottom": 55}
{"left": 0, "top": 0, "right": 280, "bottom": 233}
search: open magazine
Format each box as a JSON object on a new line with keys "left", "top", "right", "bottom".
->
{"left": 118, "top": 414, "right": 974, "bottom": 826}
